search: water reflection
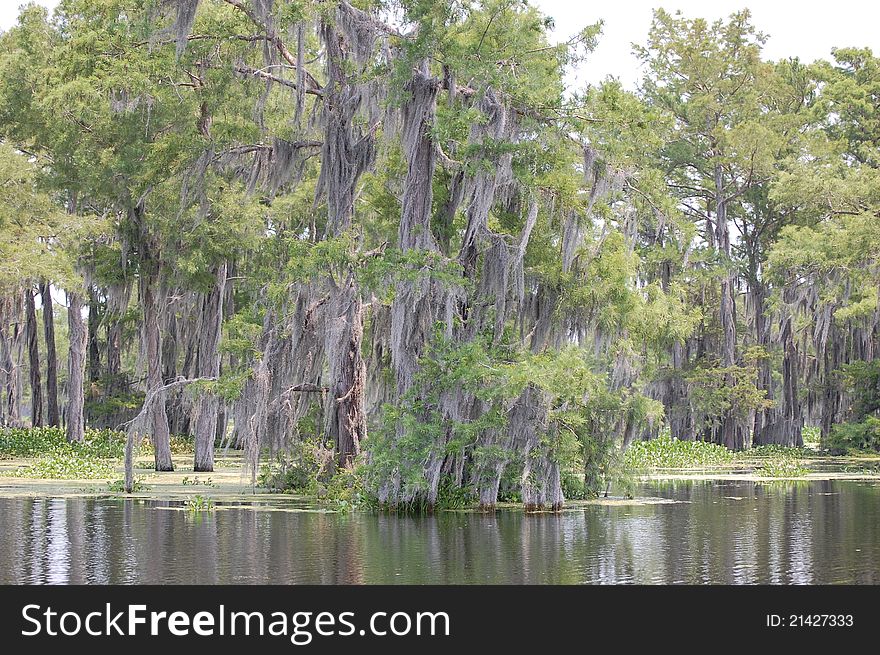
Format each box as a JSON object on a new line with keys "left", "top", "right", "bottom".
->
{"left": 1, "top": 480, "right": 878, "bottom": 584}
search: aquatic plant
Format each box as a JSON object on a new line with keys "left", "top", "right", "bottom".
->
{"left": 181, "top": 476, "right": 217, "bottom": 488}
{"left": 106, "top": 477, "right": 150, "bottom": 492}
{"left": 756, "top": 456, "right": 809, "bottom": 478}
{"left": 9, "top": 452, "right": 116, "bottom": 480}
{"left": 624, "top": 435, "right": 735, "bottom": 470}
{"left": 0, "top": 427, "right": 195, "bottom": 461}
{"left": 184, "top": 495, "right": 215, "bottom": 512}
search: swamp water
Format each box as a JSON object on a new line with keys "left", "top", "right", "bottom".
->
{"left": 1, "top": 479, "right": 878, "bottom": 584}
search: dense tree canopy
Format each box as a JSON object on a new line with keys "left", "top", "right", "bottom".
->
{"left": 0, "top": 1, "right": 877, "bottom": 509}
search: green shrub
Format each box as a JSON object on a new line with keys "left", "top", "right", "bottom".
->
{"left": 746, "top": 444, "right": 809, "bottom": 458}
{"left": 0, "top": 426, "right": 196, "bottom": 462}
{"left": 0, "top": 426, "right": 70, "bottom": 458}
{"left": 140, "top": 434, "right": 195, "bottom": 456}
{"left": 496, "top": 485, "right": 521, "bottom": 504}
{"left": 320, "top": 466, "right": 374, "bottom": 510}
{"left": 562, "top": 471, "right": 588, "bottom": 500}
{"left": 257, "top": 438, "right": 329, "bottom": 493}
{"left": 258, "top": 460, "right": 316, "bottom": 493}
{"left": 802, "top": 425, "right": 821, "bottom": 446}
{"left": 826, "top": 417, "right": 880, "bottom": 454}
{"left": 435, "top": 475, "right": 476, "bottom": 509}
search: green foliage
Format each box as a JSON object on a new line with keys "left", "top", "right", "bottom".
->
{"left": 625, "top": 436, "right": 813, "bottom": 476}
{"left": 319, "top": 466, "right": 374, "bottom": 511}
{"left": 624, "top": 435, "right": 735, "bottom": 470}
{"left": 802, "top": 426, "right": 821, "bottom": 446}
{"left": 84, "top": 389, "right": 145, "bottom": 420}
{"left": 685, "top": 350, "right": 775, "bottom": 432}
{"left": 0, "top": 426, "right": 125, "bottom": 459}
{"left": 0, "top": 144, "right": 74, "bottom": 288}
{"left": 257, "top": 438, "right": 330, "bottom": 494}
{"left": 0, "top": 427, "right": 194, "bottom": 481}
{"left": 747, "top": 445, "right": 809, "bottom": 458}
{"left": 181, "top": 476, "right": 216, "bottom": 488}
{"left": 106, "top": 477, "right": 149, "bottom": 492}
{"left": 827, "top": 418, "right": 880, "bottom": 455}
{"left": 149, "top": 434, "right": 196, "bottom": 456}
{"left": 259, "top": 461, "right": 315, "bottom": 494}
{"left": 839, "top": 360, "right": 880, "bottom": 420}
{"left": 435, "top": 475, "right": 477, "bottom": 510}
{"left": 366, "top": 331, "right": 664, "bottom": 506}
{"left": 561, "top": 472, "right": 589, "bottom": 501}
{"left": 9, "top": 453, "right": 116, "bottom": 480}
{"left": 184, "top": 495, "right": 215, "bottom": 512}
{"left": 755, "top": 454, "right": 809, "bottom": 478}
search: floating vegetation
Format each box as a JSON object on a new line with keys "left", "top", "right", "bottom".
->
{"left": 755, "top": 457, "right": 809, "bottom": 478}
{"left": 6, "top": 452, "right": 117, "bottom": 480}
{"left": 184, "top": 495, "right": 215, "bottom": 512}
{"left": 181, "top": 476, "right": 217, "bottom": 488}
{"left": 624, "top": 436, "right": 735, "bottom": 470}
{"left": 106, "top": 477, "right": 150, "bottom": 492}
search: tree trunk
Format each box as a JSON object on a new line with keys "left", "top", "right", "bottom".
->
{"left": 66, "top": 291, "right": 86, "bottom": 443}
{"left": 778, "top": 307, "right": 804, "bottom": 447}
{"left": 87, "top": 286, "right": 101, "bottom": 383}
{"left": 325, "top": 274, "right": 366, "bottom": 469}
{"left": 141, "top": 258, "right": 174, "bottom": 471}
{"left": 104, "top": 281, "right": 132, "bottom": 394}
{"left": 40, "top": 282, "right": 60, "bottom": 427}
{"left": 24, "top": 287, "right": 43, "bottom": 427}
{"left": 714, "top": 166, "right": 742, "bottom": 450}
{"left": 193, "top": 262, "right": 228, "bottom": 472}
{"left": 751, "top": 281, "right": 773, "bottom": 445}
{"left": 317, "top": 19, "right": 375, "bottom": 468}
{"left": 0, "top": 296, "right": 25, "bottom": 427}
{"left": 0, "top": 297, "right": 24, "bottom": 427}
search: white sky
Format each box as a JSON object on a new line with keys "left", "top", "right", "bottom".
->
{"left": 539, "top": 0, "right": 880, "bottom": 89}
{"left": 2, "top": 0, "right": 879, "bottom": 89}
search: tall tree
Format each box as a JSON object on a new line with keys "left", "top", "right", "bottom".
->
{"left": 637, "top": 9, "right": 777, "bottom": 449}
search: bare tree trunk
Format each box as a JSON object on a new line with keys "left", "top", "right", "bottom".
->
{"left": 24, "top": 286, "right": 43, "bottom": 427}
{"left": 40, "top": 282, "right": 60, "bottom": 427}
{"left": 778, "top": 307, "right": 804, "bottom": 446}
{"left": 714, "top": 167, "right": 742, "bottom": 450}
{"left": 666, "top": 340, "right": 694, "bottom": 440}
{"left": 193, "top": 262, "right": 228, "bottom": 472}
{"left": 751, "top": 281, "right": 773, "bottom": 445}
{"left": 0, "top": 296, "right": 24, "bottom": 427}
{"left": 141, "top": 257, "right": 174, "bottom": 471}
{"left": 104, "top": 280, "right": 132, "bottom": 395}
{"left": 325, "top": 274, "right": 366, "bottom": 469}
{"left": 87, "top": 286, "right": 101, "bottom": 383}
{"left": 66, "top": 291, "right": 86, "bottom": 443}
{"left": 0, "top": 297, "right": 19, "bottom": 426}
{"left": 317, "top": 18, "right": 375, "bottom": 468}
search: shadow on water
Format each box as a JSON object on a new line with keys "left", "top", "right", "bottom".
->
{"left": 1, "top": 479, "right": 878, "bottom": 584}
